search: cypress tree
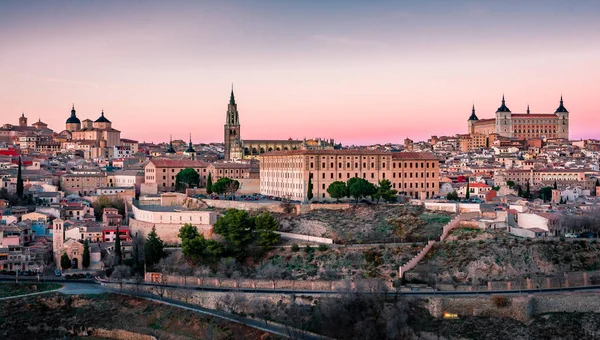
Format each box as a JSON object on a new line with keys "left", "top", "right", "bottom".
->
{"left": 465, "top": 180, "right": 470, "bottom": 199}
{"left": 144, "top": 226, "right": 165, "bottom": 268}
{"left": 525, "top": 181, "right": 531, "bottom": 199}
{"left": 114, "top": 225, "right": 122, "bottom": 265}
{"left": 553, "top": 181, "right": 558, "bottom": 190}
{"left": 82, "top": 239, "right": 90, "bottom": 268}
{"left": 16, "top": 156, "right": 23, "bottom": 199}
{"left": 206, "top": 173, "right": 213, "bottom": 195}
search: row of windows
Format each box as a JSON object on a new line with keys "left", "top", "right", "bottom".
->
{"left": 309, "top": 161, "right": 436, "bottom": 170}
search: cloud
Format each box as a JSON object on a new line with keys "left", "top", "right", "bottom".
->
{"left": 38, "top": 77, "right": 99, "bottom": 88}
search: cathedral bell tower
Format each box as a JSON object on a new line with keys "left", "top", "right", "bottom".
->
{"left": 224, "top": 85, "right": 241, "bottom": 161}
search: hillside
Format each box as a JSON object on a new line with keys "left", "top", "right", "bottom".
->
{"left": 276, "top": 205, "right": 454, "bottom": 243}
{"left": 0, "top": 293, "right": 271, "bottom": 340}
{"left": 409, "top": 230, "right": 600, "bottom": 285}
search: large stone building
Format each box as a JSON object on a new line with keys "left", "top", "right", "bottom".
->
{"left": 466, "top": 96, "right": 569, "bottom": 149}
{"left": 260, "top": 150, "right": 440, "bottom": 201}
{"left": 143, "top": 158, "right": 209, "bottom": 193}
{"left": 224, "top": 87, "right": 336, "bottom": 160}
{"left": 66, "top": 105, "right": 121, "bottom": 148}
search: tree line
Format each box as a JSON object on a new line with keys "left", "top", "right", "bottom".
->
{"left": 323, "top": 178, "right": 398, "bottom": 203}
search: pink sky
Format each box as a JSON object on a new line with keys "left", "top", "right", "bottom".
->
{"left": 1, "top": 1, "right": 599, "bottom": 145}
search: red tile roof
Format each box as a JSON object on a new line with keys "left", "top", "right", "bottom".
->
{"left": 149, "top": 158, "right": 209, "bottom": 168}
{"left": 511, "top": 114, "right": 558, "bottom": 118}
{"left": 392, "top": 152, "right": 439, "bottom": 160}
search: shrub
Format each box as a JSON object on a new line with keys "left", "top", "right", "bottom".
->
{"left": 304, "top": 245, "right": 313, "bottom": 253}
{"left": 492, "top": 295, "right": 509, "bottom": 308}
{"left": 318, "top": 244, "right": 329, "bottom": 252}
{"left": 291, "top": 243, "right": 300, "bottom": 252}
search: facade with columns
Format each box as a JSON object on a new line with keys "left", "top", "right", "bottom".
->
{"left": 467, "top": 96, "right": 569, "bottom": 147}
{"left": 223, "top": 88, "right": 336, "bottom": 161}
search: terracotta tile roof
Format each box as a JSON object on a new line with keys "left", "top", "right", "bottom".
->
{"left": 511, "top": 114, "right": 558, "bottom": 118}
{"left": 149, "top": 158, "right": 209, "bottom": 168}
{"left": 467, "top": 182, "right": 490, "bottom": 188}
{"left": 391, "top": 152, "right": 439, "bottom": 160}
{"left": 260, "top": 149, "right": 389, "bottom": 157}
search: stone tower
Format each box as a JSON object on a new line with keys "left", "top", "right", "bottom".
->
{"left": 555, "top": 96, "right": 569, "bottom": 140}
{"left": 52, "top": 218, "right": 65, "bottom": 260}
{"left": 467, "top": 104, "right": 479, "bottom": 135}
{"left": 495, "top": 95, "right": 513, "bottom": 137}
{"left": 224, "top": 86, "right": 241, "bottom": 161}
{"left": 19, "top": 113, "right": 27, "bottom": 127}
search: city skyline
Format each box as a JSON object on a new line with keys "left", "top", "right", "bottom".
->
{"left": 1, "top": 0, "right": 599, "bottom": 144}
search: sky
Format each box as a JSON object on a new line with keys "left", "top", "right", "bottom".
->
{"left": 1, "top": 0, "right": 599, "bottom": 145}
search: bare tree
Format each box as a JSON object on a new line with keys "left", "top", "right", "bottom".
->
{"left": 111, "top": 265, "right": 132, "bottom": 292}
{"left": 256, "top": 263, "right": 284, "bottom": 289}
{"left": 280, "top": 194, "right": 295, "bottom": 214}
{"left": 216, "top": 292, "right": 247, "bottom": 314}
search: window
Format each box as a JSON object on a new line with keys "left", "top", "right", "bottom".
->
{"left": 322, "top": 183, "right": 325, "bottom": 189}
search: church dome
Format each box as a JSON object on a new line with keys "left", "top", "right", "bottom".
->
{"left": 66, "top": 115, "right": 81, "bottom": 124}
{"left": 95, "top": 111, "right": 111, "bottom": 123}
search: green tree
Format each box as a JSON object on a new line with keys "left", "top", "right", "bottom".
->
{"left": 465, "top": 181, "right": 470, "bottom": 199}
{"left": 176, "top": 168, "right": 200, "bottom": 190}
{"left": 376, "top": 179, "right": 398, "bottom": 204}
{"left": 144, "top": 226, "right": 165, "bottom": 268}
{"left": 92, "top": 195, "right": 125, "bottom": 221}
{"left": 446, "top": 191, "right": 459, "bottom": 201}
{"left": 60, "top": 253, "right": 71, "bottom": 270}
{"left": 525, "top": 181, "right": 531, "bottom": 199}
{"left": 206, "top": 173, "right": 213, "bottom": 194}
{"left": 506, "top": 180, "right": 515, "bottom": 188}
{"left": 213, "top": 209, "right": 256, "bottom": 258}
{"left": 211, "top": 177, "right": 239, "bottom": 197}
{"left": 16, "top": 156, "right": 23, "bottom": 199}
{"left": 492, "top": 186, "right": 500, "bottom": 191}
{"left": 539, "top": 186, "right": 553, "bottom": 202}
{"left": 326, "top": 181, "right": 348, "bottom": 202}
{"left": 180, "top": 232, "right": 223, "bottom": 264}
{"left": 307, "top": 174, "right": 314, "bottom": 202}
{"left": 553, "top": 181, "right": 558, "bottom": 190}
{"left": 254, "top": 212, "right": 280, "bottom": 250}
{"left": 82, "top": 239, "right": 90, "bottom": 269}
{"left": 347, "top": 177, "right": 377, "bottom": 203}
{"left": 178, "top": 223, "right": 200, "bottom": 241}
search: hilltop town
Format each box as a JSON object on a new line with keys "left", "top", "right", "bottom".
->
{"left": 2, "top": 91, "right": 600, "bottom": 339}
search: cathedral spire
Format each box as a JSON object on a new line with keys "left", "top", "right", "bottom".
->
{"left": 167, "top": 135, "right": 176, "bottom": 153}
{"left": 229, "top": 83, "right": 236, "bottom": 105}
{"left": 186, "top": 133, "right": 195, "bottom": 153}
{"left": 527, "top": 104, "right": 530, "bottom": 114}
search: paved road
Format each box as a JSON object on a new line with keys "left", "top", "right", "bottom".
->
{"left": 59, "top": 282, "right": 108, "bottom": 295}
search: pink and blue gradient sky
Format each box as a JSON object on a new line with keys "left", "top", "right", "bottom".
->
{"left": 1, "top": 0, "right": 599, "bottom": 145}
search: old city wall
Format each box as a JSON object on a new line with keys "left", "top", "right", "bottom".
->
{"left": 129, "top": 218, "right": 212, "bottom": 244}
{"left": 105, "top": 282, "right": 334, "bottom": 312}
{"left": 427, "top": 295, "right": 534, "bottom": 323}
{"left": 144, "top": 273, "right": 374, "bottom": 292}
{"left": 427, "top": 293, "right": 600, "bottom": 323}
{"left": 202, "top": 199, "right": 287, "bottom": 213}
